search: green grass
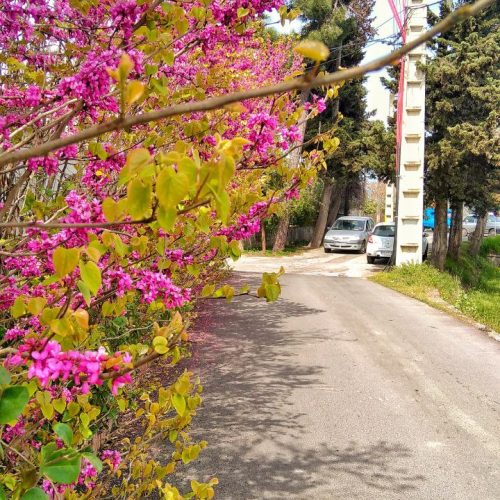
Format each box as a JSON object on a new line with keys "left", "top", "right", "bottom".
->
{"left": 371, "top": 239, "right": 500, "bottom": 333}
{"left": 479, "top": 234, "right": 500, "bottom": 256}
{"left": 243, "top": 245, "right": 307, "bottom": 257}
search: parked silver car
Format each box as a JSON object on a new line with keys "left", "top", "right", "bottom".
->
{"left": 366, "top": 222, "right": 428, "bottom": 264}
{"left": 462, "top": 214, "right": 499, "bottom": 238}
{"left": 323, "top": 216, "right": 374, "bottom": 254}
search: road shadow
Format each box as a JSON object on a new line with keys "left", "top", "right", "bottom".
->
{"left": 167, "top": 273, "right": 425, "bottom": 498}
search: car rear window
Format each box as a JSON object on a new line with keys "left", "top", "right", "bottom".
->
{"left": 332, "top": 219, "right": 366, "bottom": 231}
{"left": 373, "top": 225, "right": 395, "bottom": 237}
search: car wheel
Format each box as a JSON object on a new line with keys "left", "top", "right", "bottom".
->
{"left": 488, "top": 228, "right": 495, "bottom": 236}
{"left": 367, "top": 256, "right": 375, "bottom": 264}
{"left": 324, "top": 248, "right": 332, "bottom": 253}
{"left": 358, "top": 241, "right": 367, "bottom": 254}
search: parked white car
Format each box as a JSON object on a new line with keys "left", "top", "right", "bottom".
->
{"left": 366, "top": 222, "right": 428, "bottom": 264}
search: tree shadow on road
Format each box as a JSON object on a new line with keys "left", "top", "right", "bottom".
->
{"left": 170, "top": 273, "right": 425, "bottom": 498}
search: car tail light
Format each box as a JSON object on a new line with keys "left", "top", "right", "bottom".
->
{"left": 368, "top": 235, "right": 374, "bottom": 243}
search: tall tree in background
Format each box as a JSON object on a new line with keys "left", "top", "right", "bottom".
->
{"left": 272, "top": 0, "right": 381, "bottom": 250}
{"left": 425, "top": 0, "right": 499, "bottom": 267}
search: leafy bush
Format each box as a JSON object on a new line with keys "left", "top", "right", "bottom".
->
{"left": 479, "top": 235, "right": 500, "bottom": 256}
{"left": 0, "top": 1, "right": 337, "bottom": 498}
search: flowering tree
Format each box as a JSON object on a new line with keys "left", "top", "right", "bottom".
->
{"left": 0, "top": 0, "right": 488, "bottom": 496}
{"left": 0, "top": 0, "right": 337, "bottom": 497}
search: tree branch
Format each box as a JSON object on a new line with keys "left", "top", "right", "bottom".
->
{"left": 0, "top": 0, "right": 493, "bottom": 170}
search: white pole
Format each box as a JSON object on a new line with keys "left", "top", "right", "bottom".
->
{"left": 395, "top": 0, "right": 427, "bottom": 265}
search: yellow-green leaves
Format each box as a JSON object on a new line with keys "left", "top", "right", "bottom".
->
{"left": 119, "top": 148, "right": 152, "bottom": 186}
{"left": 237, "top": 7, "right": 249, "bottom": 18}
{"left": 295, "top": 40, "right": 329, "bottom": 62}
{"left": 257, "top": 267, "right": 285, "bottom": 302}
{"left": 79, "top": 260, "right": 101, "bottom": 296}
{"left": 125, "top": 80, "right": 145, "bottom": 107}
{"left": 156, "top": 165, "right": 190, "bottom": 231}
{"left": 27, "top": 297, "right": 47, "bottom": 316}
{"left": 10, "top": 296, "right": 26, "bottom": 318}
{"left": 127, "top": 177, "right": 153, "bottom": 219}
{"left": 36, "top": 391, "right": 54, "bottom": 420}
{"left": 102, "top": 197, "right": 119, "bottom": 222}
{"left": 53, "top": 247, "right": 79, "bottom": 279}
{"left": 153, "top": 336, "right": 169, "bottom": 354}
{"left": 118, "top": 53, "right": 134, "bottom": 81}
{"left": 171, "top": 393, "right": 186, "bottom": 416}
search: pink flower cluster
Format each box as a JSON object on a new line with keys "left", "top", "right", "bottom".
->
{"left": 164, "top": 249, "right": 194, "bottom": 268}
{"left": 8, "top": 339, "right": 132, "bottom": 395}
{"left": 101, "top": 449, "right": 122, "bottom": 469}
{"left": 103, "top": 269, "right": 134, "bottom": 297}
{"left": 217, "top": 201, "right": 268, "bottom": 241}
{"left": 4, "top": 327, "right": 27, "bottom": 341}
{"left": 136, "top": 271, "right": 191, "bottom": 308}
{"left": 4, "top": 256, "right": 42, "bottom": 278}
{"left": 3, "top": 419, "right": 26, "bottom": 443}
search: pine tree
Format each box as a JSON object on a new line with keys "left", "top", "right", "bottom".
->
{"left": 425, "top": 1, "right": 499, "bottom": 264}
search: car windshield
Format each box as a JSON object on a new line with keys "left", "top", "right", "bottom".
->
{"left": 373, "top": 225, "right": 395, "bottom": 237}
{"left": 332, "top": 219, "right": 365, "bottom": 231}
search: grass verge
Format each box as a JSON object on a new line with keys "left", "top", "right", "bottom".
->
{"left": 243, "top": 245, "right": 308, "bottom": 257}
{"left": 370, "top": 237, "right": 500, "bottom": 333}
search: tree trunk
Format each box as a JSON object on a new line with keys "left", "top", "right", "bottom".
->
{"left": 273, "top": 89, "right": 309, "bottom": 252}
{"left": 310, "top": 178, "right": 335, "bottom": 248}
{"left": 273, "top": 211, "right": 290, "bottom": 252}
{"left": 468, "top": 212, "right": 487, "bottom": 256}
{"left": 261, "top": 225, "right": 267, "bottom": 253}
{"left": 343, "top": 184, "right": 350, "bottom": 216}
{"left": 430, "top": 198, "right": 448, "bottom": 271}
{"left": 447, "top": 201, "right": 463, "bottom": 261}
{"left": 327, "top": 183, "right": 345, "bottom": 228}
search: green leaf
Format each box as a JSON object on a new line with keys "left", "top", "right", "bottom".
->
{"left": 102, "top": 197, "right": 118, "bottom": 222}
{"left": 157, "top": 205, "right": 177, "bottom": 232}
{"left": 53, "top": 423, "right": 73, "bottom": 447}
{"left": 171, "top": 393, "right": 186, "bottom": 416}
{"left": 27, "top": 297, "right": 47, "bottom": 316}
{"left": 127, "top": 177, "right": 152, "bottom": 219}
{"left": 0, "top": 386, "right": 29, "bottom": 424}
{"left": 40, "top": 445, "right": 81, "bottom": 484}
{"left": 53, "top": 398, "right": 66, "bottom": 414}
{"left": 153, "top": 336, "right": 169, "bottom": 355}
{"left": 36, "top": 391, "right": 54, "bottom": 420}
{"left": 0, "top": 368, "right": 12, "bottom": 386}
{"left": 156, "top": 166, "right": 189, "bottom": 210}
{"left": 237, "top": 7, "right": 249, "bottom": 17}
{"left": 21, "top": 487, "right": 49, "bottom": 500}
{"left": 77, "top": 280, "right": 91, "bottom": 306}
{"left": 0, "top": 486, "right": 6, "bottom": 500}
{"left": 81, "top": 452, "right": 103, "bottom": 473}
{"left": 119, "top": 148, "right": 151, "bottom": 186}
{"left": 79, "top": 261, "right": 101, "bottom": 296}
{"left": 11, "top": 296, "right": 26, "bottom": 318}
{"left": 53, "top": 247, "right": 79, "bottom": 279}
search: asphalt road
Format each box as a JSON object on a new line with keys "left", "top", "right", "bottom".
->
{"left": 182, "top": 274, "right": 500, "bottom": 499}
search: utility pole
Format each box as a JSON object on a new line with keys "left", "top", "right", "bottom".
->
{"left": 395, "top": 0, "right": 427, "bottom": 265}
